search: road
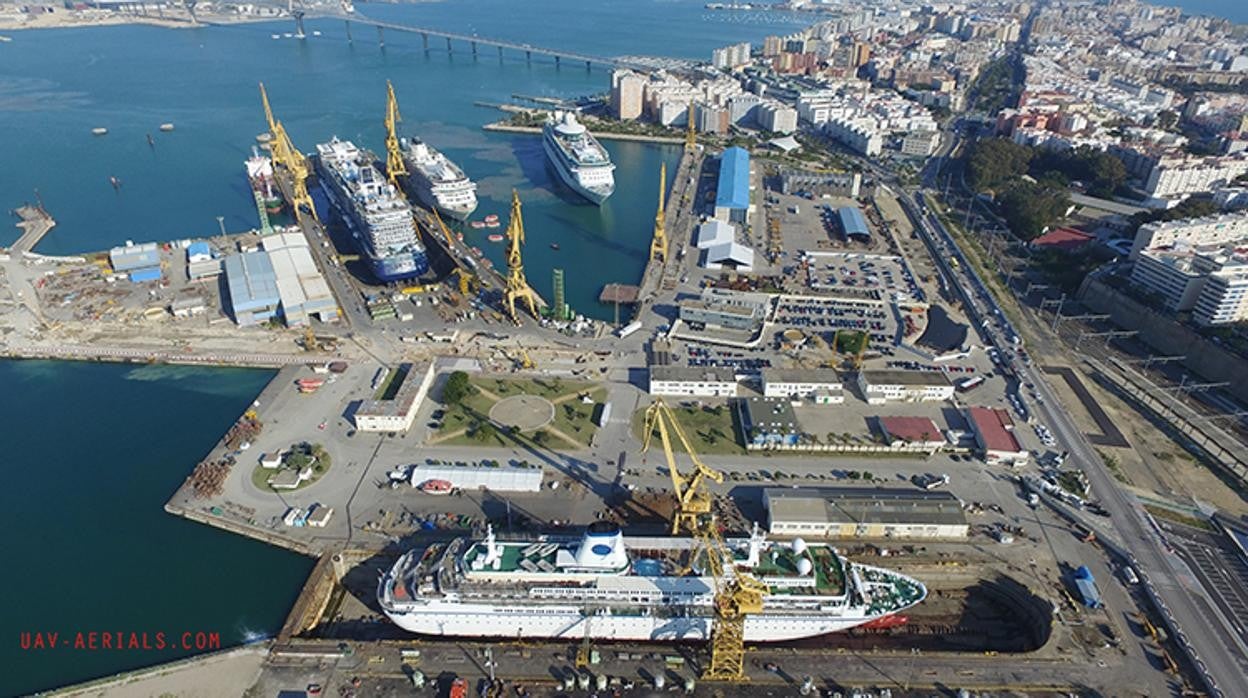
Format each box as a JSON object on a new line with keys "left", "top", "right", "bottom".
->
{"left": 905, "top": 126, "right": 1248, "bottom": 697}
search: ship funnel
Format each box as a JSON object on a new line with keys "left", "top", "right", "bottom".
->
{"left": 572, "top": 521, "right": 628, "bottom": 570}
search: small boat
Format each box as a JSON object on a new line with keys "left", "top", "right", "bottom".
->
{"left": 487, "top": 234, "right": 504, "bottom": 242}
{"left": 550, "top": 243, "right": 560, "bottom": 251}
{"left": 271, "top": 34, "right": 280, "bottom": 39}
{"left": 486, "top": 220, "right": 501, "bottom": 228}
{"left": 256, "top": 132, "right": 273, "bottom": 143}
{"left": 92, "top": 127, "right": 108, "bottom": 136}
{"left": 159, "top": 123, "right": 174, "bottom": 132}
{"left": 470, "top": 221, "right": 486, "bottom": 229}
{"left": 484, "top": 214, "right": 499, "bottom": 224}
{"left": 312, "top": 30, "right": 322, "bottom": 37}
{"left": 0, "top": 35, "right": 14, "bottom": 43}
{"left": 419, "top": 479, "right": 454, "bottom": 495}
{"left": 146, "top": 133, "right": 155, "bottom": 147}
{"left": 283, "top": 33, "right": 294, "bottom": 38}
{"left": 109, "top": 176, "right": 122, "bottom": 190}
{"left": 471, "top": 247, "right": 483, "bottom": 257}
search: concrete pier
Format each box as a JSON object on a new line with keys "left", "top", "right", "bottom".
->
{"left": 9, "top": 204, "right": 56, "bottom": 254}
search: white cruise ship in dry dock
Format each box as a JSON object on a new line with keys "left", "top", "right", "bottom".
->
{"left": 542, "top": 111, "right": 615, "bottom": 205}
{"left": 378, "top": 522, "right": 926, "bottom": 642}
{"left": 398, "top": 137, "right": 478, "bottom": 221}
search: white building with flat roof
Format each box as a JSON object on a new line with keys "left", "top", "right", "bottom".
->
{"left": 1130, "top": 211, "right": 1248, "bottom": 259}
{"left": 354, "top": 363, "right": 435, "bottom": 433}
{"left": 762, "top": 368, "right": 844, "bottom": 404}
{"left": 1130, "top": 243, "right": 1248, "bottom": 325}
{"left": 649, "top": 366, "right": 738, "bottom": 397}
{"left": 857, "top": 370, "right": 954, "bottom": 405}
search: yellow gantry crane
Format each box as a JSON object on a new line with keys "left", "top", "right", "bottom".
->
{"left": 384, "top": 80, "right": 408, "bottom": 186}
{"left": 502, "top": 190, "right": 540, "bottom": 324}
{"left": 648, "top": 161, "right": 668, "bottom": 264}
{"left": 259, "top": 83, "right": 317, "bottom": 223}
{"left": 641, "top": 398, "right": 768, "bottom": 681}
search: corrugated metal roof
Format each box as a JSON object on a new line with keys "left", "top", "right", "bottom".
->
{"left": 110, "top": 242, "right": 162, "bottom": 272}
{"left": 715, "top": 147, "right": 750, "bottom": 210}
{"left": 838, "top": 207, "right": 869, "bottom": 238}
{"left": 766, "top": 487, "right": 968, "bottom": 527}
{"left": 224, "top": 251, "right": 280, "bottom": 313}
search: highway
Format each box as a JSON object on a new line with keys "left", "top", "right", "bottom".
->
{"left": 901, "top": 127, "right": 1248, "bottom": 696}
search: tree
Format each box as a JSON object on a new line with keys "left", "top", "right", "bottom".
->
{"left": 1156, "top": 110, "right": 1178, "bottom": 131}
{"left": 474, "top": 422, "right": 497, "bottom": 443}
{"left": 967, "top": 138, "right": 1033, "bottom": 192}
{"left": 997, "top": 181, "right": 1071, "bottom": 239}
{"left": 443, "top": 371, "right": 474, "bottom": 405}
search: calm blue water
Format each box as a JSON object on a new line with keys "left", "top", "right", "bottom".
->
{"left": 0, "top": 360, "right": 312, "bottom": 696}
{"left": 1166, "top": 0, "right": 1248, "bottom": 23}
{"left": 0, "top": 0, "right": 809, "bottom": 318}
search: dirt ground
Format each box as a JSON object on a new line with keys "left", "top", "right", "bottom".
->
{"left": 1045, "top": 361, "right": 1248, "bottom": 512}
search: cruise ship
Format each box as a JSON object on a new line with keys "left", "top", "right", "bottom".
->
{"left": 315, "top": 138, "right": 429, "bottom": 283}
{"left": 541, "top": 111, "right": 615, "bottom": 205}
{"left": 399, "top": 137, "right": 478, "bottom": 221}
{"left": 378, "top": 522, "right": 926, "bottom": 642}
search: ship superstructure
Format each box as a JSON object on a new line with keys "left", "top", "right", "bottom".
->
{"left": 379, "top": 522, "right": 925, "bottom": 642}
{"left": 315, "top": 137, "right": 429, "bottom": 282}
{"left": 399, "top": 138, "right": 478, "bottom": 221}
{"left": 245, "top": 147, "right": 285, "bottom": 214}
{"left": 541, "top": 111, "right": 615, "bottom": 205}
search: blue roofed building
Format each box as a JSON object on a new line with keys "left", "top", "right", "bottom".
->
{"left": 109, "top": 242, "right": 163, "bottom": 283}
{"left": 224, "top": 251, "right": 281, "bottom": 326}
{"left": 186, "top": 241, "right": 213, "bottom": 263}
{"left": 714, "top": 147, "right": 752, "bottom": 224}
{"left": 837, "top": 206, "right": 870, "bottom": 241}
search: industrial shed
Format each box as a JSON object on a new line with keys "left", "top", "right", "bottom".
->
{"left": 764, "top": 487, "right": 969, "bottom": 540}
{"left": 410, "top": 463, "right": 544, "bottom": 492}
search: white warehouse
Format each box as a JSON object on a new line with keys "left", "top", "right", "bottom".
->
{"left": 856, "top": 370, "right": 954, "bottom": 405}
{"left": 648, "top": 366, "right": 738, "bottom": 397}
{"left": 410, "top": 463, "right": 544, "bottom": 493}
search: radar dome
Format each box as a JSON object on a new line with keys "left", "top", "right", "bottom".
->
{"left": 791, "top": 537, "right": 808, "bottom": 555}
{"left": 796, "top": 557, "right": 814, "bottom": 576}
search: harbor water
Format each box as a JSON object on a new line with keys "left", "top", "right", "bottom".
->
{"left": 0, "top": 0, "right": 810, "bottom": 319}
{"left": 0, "top": 360, "right": 312, "bottom": 696}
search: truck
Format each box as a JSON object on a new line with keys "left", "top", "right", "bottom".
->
{"left": 616, "top": 320, "right": 643, "bottom": 339}
{"left": 955, "top": 375, "right": 985, "bottom": 393}
{"left": 1072, "top": 565, "right": 1103, "bottom": 608}
{"left": 911, "top": 473, "right": 950, "bottom": 490}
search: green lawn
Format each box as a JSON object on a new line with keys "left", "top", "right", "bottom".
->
{"left": 631, "top": 404, "right": 747, "bottom": 456}
{"left": 249, "top": 452, "right": 331, "bottom": 493}
{"left": 433, "top": 376, "right": 604, "bottom": 451}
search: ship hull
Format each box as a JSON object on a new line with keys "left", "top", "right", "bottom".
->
{"left": 382, "top": 600, "right": 886, "bottom": 642}
{"left": 541, "top": 134, "right": 613, "bottom": 206}
{"left": 400, "top": 172, "right": 477, "bottom": 222}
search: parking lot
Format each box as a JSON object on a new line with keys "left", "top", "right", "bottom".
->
{"left": 798, "top": 250, "right": 924, "bottom": 303}
{"left": 774, "top": 295, "right": 898, "bottom": 351}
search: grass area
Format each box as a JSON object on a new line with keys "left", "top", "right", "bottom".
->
{"left": 433, "top": 376, "right": 604, "bottom": 451}
{"left": 833, "top": 330, "right": 869, "bottom": 355}
{"left": 249, "top": 444, "right": 332, "bottom": 493}
{"left": 630, "top": 404, "right": 747, "bottom": 456}
{"left": 1144, "top": 504, "right": 1216, "bottom": 532}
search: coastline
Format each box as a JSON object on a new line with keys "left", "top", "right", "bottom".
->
{"left": 0, "top": 12, "right": 281, "bottom": 32}
{"left": 482, "top": 121, "right": 685, "bottom": 145}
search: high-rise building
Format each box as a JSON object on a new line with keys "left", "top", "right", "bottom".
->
{"left": 763, "top": 35, "right": 784, "bottom": 57}
{"left": 611, "top": 69, "right": 645, "bottom": 120}
{"left": 851, "top": 41, "right": 871, "bottom": 68}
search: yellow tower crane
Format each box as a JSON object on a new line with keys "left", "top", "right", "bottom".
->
{"left": 640, "top": 398, "right": 768, "bottom": 682}
{"left": 259, "top": 83, "right": 317, "bottom": 223}
{"left": 384, "top": 80, "right": 408, "bottom": 186}
{"left": 648, "top": 162, "right": 668, "bottom": 264}
{"left": 685, "top": 101, "right": 698, "bottom": 153}
{"left": 502, "top": 190, "right": 540, "bottom": 324}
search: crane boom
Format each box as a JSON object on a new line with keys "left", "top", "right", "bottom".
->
{"left": 384, "top": 80, "right": 408, "bottom": 186}
{"left": 258, "top": 83, "right": 317, "bottom": 223}
{"left": 640, "top": 398, "right": 766, "bottom": 682}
